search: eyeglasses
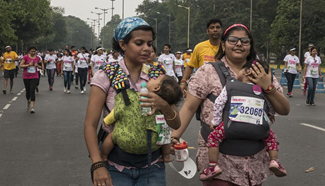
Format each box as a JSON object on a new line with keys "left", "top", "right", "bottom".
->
{"left": 226, "top": 36, "right": 251, "bottom": 46}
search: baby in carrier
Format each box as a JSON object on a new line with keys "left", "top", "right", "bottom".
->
{"left": 100, "top": 63, "right": 183, "bottom": 163}
{"left": 200, "top": 61, "right": 287, "bottom": 181}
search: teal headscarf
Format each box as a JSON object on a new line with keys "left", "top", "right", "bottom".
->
{"left": 114, "top": 17, "right": 149, "bottom": 42}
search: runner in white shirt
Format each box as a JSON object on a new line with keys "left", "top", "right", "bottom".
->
{"left": 108, "top": 50, "right": 121, "bottom": 63}
{"left": 303, "top": 44, "right": 314, "bottom": 95}
{"left": 303, "top": 47, "right": 322, "bottom": 106}
{"left": 283, "top": 48, "right": 301, "bottom": 97}
{"left": 158, "top": 44, "right": 176, "bottom": 80}
{"left": 44, "top": 49, "right": 57, "bottom": 90}
{"left": 61, "top": 49, "right": 75, "bottom": 94}
{"left": 174, "top": 51, "right": 184, "bottom": 84}
{"left": 91, "top": 47, "right": 106, "bottom": 76}
{"left": 75, "top": 46, "right": 89, "bottom": 93}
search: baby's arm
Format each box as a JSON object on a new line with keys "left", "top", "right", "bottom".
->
{"left": 101, "top": 132, "right": 114, "bottom": 161}
{"left": 211, "top": 86, "right": 228, "bottom": 128}
{"left": 103, "top": 109, "right": 116, "bottom": 126}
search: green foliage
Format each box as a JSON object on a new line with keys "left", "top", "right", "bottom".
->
{"left": 100, "top": 14, "right": 122, "bottom": 50}
{"left": 0, "top": 0, "right": 95, "bottom": 53}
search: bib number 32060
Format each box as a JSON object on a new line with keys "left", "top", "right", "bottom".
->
{"left": 229, "top": 96, "right": 264, "bottom": 125}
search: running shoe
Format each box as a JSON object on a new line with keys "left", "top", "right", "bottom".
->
{"left": 269, "top": 160, "right": 287, "bottom": 177}
{"left": 310, "top": 102, "right": 316, "bottom": 106}
{"left": 36, "top": 87, "right": 39, "bottom": 93}
{"left": 64, "top": 88, "right": 67, "bottom": 93}
{"left": 49, "top": 86, "right": 53, "bottom": 91}
{"left": 199, "top": 163, "right": 222, "bottom": 181}
{"left": 30, "top": 108, "right": 35, "bottom": 113}
{"left": 84, "top": 87, "right": 86, "bottom": 92}
{"left": 67, "top": 90, "right": 71, "bottom": 94}
{"left": 306, "top": 100, "right": 310, "bottom": 105}
{"left": 10, "top": 90, "right": 13, "bottom": 94}
{"left": 81, "top": 91, "right": 84, "bottom": 94}
{"left": 3, "top": 90, "right": 6, "bottom": 94}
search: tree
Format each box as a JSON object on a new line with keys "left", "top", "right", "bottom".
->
{"left": 100, "top": 14, "right": 122, "bottom": 50}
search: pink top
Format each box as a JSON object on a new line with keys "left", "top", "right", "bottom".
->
{"left": 22, "top": 55, "right": 41, "bottom": 79}
{"left": 91, "top": 58, "right": 157, "bottom": 171}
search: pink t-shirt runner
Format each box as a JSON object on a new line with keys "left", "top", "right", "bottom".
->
{"left": 22, "top": 55, "right": 41, "bottom": 79}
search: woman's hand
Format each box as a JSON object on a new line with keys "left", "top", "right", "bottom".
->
{"left": 93, "top": 167, "right": 112, "bottom": 186}
{"left": 247, "top": 62, "right": 272, "bottom": 90}
{"left": 139, "top": 92, "right": 168, "bottom": 116}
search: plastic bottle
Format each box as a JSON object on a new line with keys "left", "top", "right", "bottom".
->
{"left": 140, "top": 82, "right": 152, "bottom": 116}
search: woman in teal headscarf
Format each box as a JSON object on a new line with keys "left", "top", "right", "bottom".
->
{"left": 84, "top": 17, "right": 181, "bottom": 186}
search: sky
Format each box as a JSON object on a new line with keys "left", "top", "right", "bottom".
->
{"left": 50, "top": 0, "right": 144, "bottom": 33}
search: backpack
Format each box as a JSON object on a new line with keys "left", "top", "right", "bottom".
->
{"left": 96, "top": 61, "right": 166, "bottom": 166}
{"left": 199, "top": 61, "right": 271, "bottom": 156}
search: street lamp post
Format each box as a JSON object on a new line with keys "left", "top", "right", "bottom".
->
{"left": 95, "top": 7, "right": 109, "bottom": 47}
{"left": 91, "top": 11, "right": 103, "bottom": 46}
{"left": 250, "top": 0, "right": 252, "bottom": 31}
{"left": 87, "top": 18, "right": 97, "bottom": 48}
{"left": 122, "top": 0, "right": 124, "bottom": 19}
{"left": 178, "top": 5, "right": 190, "bottom": 48}
{"left": 111, "top": 0, "right": 115, "bottom": 18}
{"left": 157, "top": 12, "right": 171, "bottom": 44}
{"left": 143, "top": 16, "right": 158, "bottom": 47}
{"left": 298, "top": 0, "right": 303, "bottom": 60}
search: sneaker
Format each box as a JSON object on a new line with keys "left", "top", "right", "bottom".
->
{"left": 36, "top": 87, "right": 39, "bottom": 93}
{"left": 286, "top": 93, "right": 290, "bottom": 97}
{"left": 81, "top": 91, "right": 84, "bottom": 94}
{"left": 49, "top": 86, "right": 53, "bottom": 91}
{"left": 289, "top": 92, "right": 293, "bottom": 97}
{"left": 64, "top": 88, "right": 67, "bottom": 93}
{"left": 84, "top": 87, "right": 86, "bottom": 92}
{"left": 269, "top": 160, "right": 287, "bottom": 177}
{"left": 199, "top": 163, "right": 223, "bottom": 181}
{"left": 3, "top": 90, "right": 6, "bottom": 95}
{"left": 67, "top": 90, "right": 71, "bottom": 94}
{"left": 10, "top": 90, "right": 13, "bottom": 94}
{"left": 306, "top": 100, "right": 310, "bottom": 105}
{"left": 30, "top": 108, "right": 35, "bottom": 113}
{"left": 310, "top": 102, "right": 316, "bottom": 106}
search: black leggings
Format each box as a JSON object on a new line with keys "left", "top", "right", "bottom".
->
{"left": 23, "top": 79, "right": 38, "bottom": 101}
{"left": 285, "top": 72, "right": 296, "bottom": 93}
{"left": 78, "top": 68, "right": 88, "bottom": 90}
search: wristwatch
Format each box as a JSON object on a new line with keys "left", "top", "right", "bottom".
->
{"left": 264, "top": 84, "right": 275, "bottom": 92}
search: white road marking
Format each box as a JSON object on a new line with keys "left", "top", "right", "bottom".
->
{"left": 12, "top": 97, "right": 18, "bottom": 101}
{"left": 300, "top": 123, "right": 325, "bottom": 132}
{"left": 3, "top": 104, "right": 11, "bottom": 110}
{"left": 0, "top": 114, "right": 2, "bottom": 118}
{"left": 17, "top": 93, "right": 21, "bottom": 96}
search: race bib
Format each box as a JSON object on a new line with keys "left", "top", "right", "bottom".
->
{"left": 229, "top": 96, "right": 264, "bottom": 125}
{"left": 6, "top": 59, "right": 12, "bottom": 63}
{"left": 310, "top": 67, "right": 318, "bottom": 75}
{"left": 185, "top": 59, "right": 190, "bottom": 63}
{"left": 64, "top": 63, "right": 72, "bottom": 71}
{"left": 156, "top": 115, "right": 171, "bottom": 145}
{"left": 164, "top": 58, "right": 172, "bottom": 65}
{"left": 27, "top": 66, "right": 36, "bottom": 73}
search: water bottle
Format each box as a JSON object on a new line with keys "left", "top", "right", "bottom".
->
{"left": 140, "top": 82, "right": 152, "bottom": 116}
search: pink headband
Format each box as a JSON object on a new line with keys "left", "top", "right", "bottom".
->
{"left": 223, "top": 24, "right": 250, "bottom": 37}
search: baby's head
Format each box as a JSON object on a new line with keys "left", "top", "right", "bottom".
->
{"left": 147, "top": 75, "right": 183, "bottom": 105}
{"left": 237, "top": 60, "right": 269, "bottom": 82}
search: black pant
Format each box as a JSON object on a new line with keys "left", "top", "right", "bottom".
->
{"left": 15, "top": 66, "right": 19, "bottom": 77}
{"left": 285, "top": 72, "right": 296, "bottom": 93}
{"left": 75, "top": 73, "right": 79, "bottom": 86}
{"left": 23, "top": 79, "right": 38, "bottom": 101}
{"left": 78, "top": 68, "right": 88, "bottom": 91}
{"left": 37, "top": 71, "right": 41, "bottom": 87}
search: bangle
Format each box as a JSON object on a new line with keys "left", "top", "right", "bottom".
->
{"left": 165, "top": 109, "right": 177, "bottom": 121}
{"left": 91, "top": 161, "right": 106, "bottom": 172}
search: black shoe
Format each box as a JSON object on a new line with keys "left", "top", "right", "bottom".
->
{"left": 306, "top": 100, "right": 310, "bottom": 105}
{"left": 3, "top": 90, "right": 6, "bottom": 95}
{"left": 310, "top": 101, "right": 316, "bottom": 106}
